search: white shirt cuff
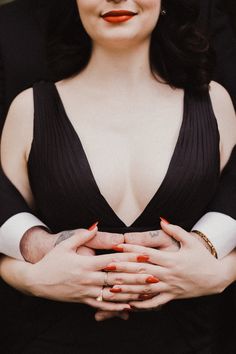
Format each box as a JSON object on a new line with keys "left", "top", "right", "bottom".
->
{"left": 192, "top": 212, "right": 236, "bottom": 258}
{"left": 0, "top": 212, "right": 47, "bottom": 260}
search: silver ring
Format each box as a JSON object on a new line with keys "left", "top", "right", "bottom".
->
{"left": 96, "top": 287, "right": 104, "bottom": 302}
{"left": 104, "top": 272, "right": 109, "bottom": 286}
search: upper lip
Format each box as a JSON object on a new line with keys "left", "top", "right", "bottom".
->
{"left": 101, "top": 10, "right": 137, "bottom": 18}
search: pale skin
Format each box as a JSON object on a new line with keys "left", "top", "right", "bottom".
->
{"left": 1, "top": 0, "right": 236, "bottom": 322}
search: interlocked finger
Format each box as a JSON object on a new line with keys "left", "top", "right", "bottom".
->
{"left": 110, "top": 282, "right": 169, "bottom": 295}
{"left": 115, "top": 244, "right": 175, "bottom": 267}
{"left": 106, "top": 272, "right": 153, "bottom": 286}
{"left": 88, "top": 252, "right": 148, "bottom": 270}
{"left": 106, "top": 261, "right": 164, "bottom": 276}
{"left": 102, "top": 287, "right": 141, "bottom": 302}
{"left": 129, "top": 292, "right": 174, "bottom": 310}
{"left": 86, "top": 297, "right": 131, "bottom": 312}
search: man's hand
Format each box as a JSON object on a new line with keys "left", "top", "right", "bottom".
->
{"left": 20, "top": 227, "right": 124, "bottom": 263}
{"left": 2, "top": 227, "right": 152, "bottom": 310}
{"left": 124, "top": 229, "right": 179, "bottom": 251}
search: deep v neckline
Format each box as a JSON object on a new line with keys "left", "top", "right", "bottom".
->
{"left": 52, "top": 82, "right": 187, "bottom": 228}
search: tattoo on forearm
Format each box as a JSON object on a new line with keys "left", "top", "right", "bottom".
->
{"left": 149, "top": 231, "right": 160, "bottom": 238}
{"left": 54, "top": 230, "right": 75, "bottom": 247}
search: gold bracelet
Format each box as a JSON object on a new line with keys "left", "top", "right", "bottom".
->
{"left": 192, "top": 230, "right": 218, "bottom": 258}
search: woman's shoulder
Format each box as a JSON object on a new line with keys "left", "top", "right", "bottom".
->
{"left": 6, "top": 87, "right": 34, "bottom": 126}
{"left": 208, "top": 81, "right": 236, "bottom": 169}
{"left": 209, "top": 81, "right": 234, "bottom": 107}
{"left": 1, "top": 87, "right": 34, "bottom": 160}
{"left": 6, "top": 81, "right": 52, "bottom": 123}
{"left": 209, "top": 80, "right": 235, "bottom": 128}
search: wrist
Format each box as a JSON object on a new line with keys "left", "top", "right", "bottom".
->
{"left": 191, "top": 230, "right": 218, "bottom": 258}
{"left": 20, "top": 226, "right": 56, "bottom": 263}
{"left": 0, "top": 256, "right": 34, "bottom": 296}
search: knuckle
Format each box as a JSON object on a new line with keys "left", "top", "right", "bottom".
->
{"left": 115, "top": 277, "right": 124, "bottom": 285}
{"left": 137, "top": 266, "right": 147, "bottom": 273}
{"left": 81, "top": 277, "right": 91, "bottom": 286}
{"left": 77, "top": 228, "right": 87, "bottom": 235}
{"left": 106, "top": 292, "right": 116, "bottom": 301}
{"left": 111, "top": 233, "right": 124, "bottom": 244}
{"left": 174, "top": 226, "right": 182, "bottom": 233}
{"left": 79, "top": 288, "right": 87, "bottom": 298}
{"left": 124, "top": 233, "right": 136, "bottom": 243}
{"left": 142, "top": 286, "right": 152, "bottom": 294}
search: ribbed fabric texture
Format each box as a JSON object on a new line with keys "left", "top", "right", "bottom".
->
{"left": 20, "top": 81, "right": 227, "bottom": 354}
{"left": 29, "top": 82, "right": 220, "bottom": 234}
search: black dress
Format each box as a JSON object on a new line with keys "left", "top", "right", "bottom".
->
{"left": 8, "top": 82, "right": 233, "bottom": 354}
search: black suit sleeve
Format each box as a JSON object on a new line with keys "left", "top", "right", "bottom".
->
{"left": 211, "top": 0, "right": 236, "bottom": 107}
{"left": 0, "top": 43, "right": 4, "bottom": 129}
{"left": 0, "top": 42, "right": 31, "bottom": 227}
{"left": 205, "top": 2, "right": 236, "bottom": 219}
{"left": 208, "top": 146, "right": 236, "bottom": 218}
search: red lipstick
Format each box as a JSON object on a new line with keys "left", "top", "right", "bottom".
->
{"left": 101, "top": 10, "right": 137, "bottom": 24}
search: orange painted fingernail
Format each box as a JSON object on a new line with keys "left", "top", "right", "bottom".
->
{"left": 103, "top": 265, "right": 116, "bottom": 271}
{"left": 110, "top": 288, "right": 122, "bottom": 293}
{"left": 137, "top": 255, "right": 149, "bottom": 263}
{"left": 160, "top": 217, "right": 170, "bottom": 224}
{"left": 146, "top": 276, "right": 159, "bottom": 284}
{"left": 112, "top": 246, "right": 124, "bottom": 252}
{"left": 88, "top": 221, "right": 99, "bottom": 231}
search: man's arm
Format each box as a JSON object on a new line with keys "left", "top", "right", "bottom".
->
{"left": 192, "top": 146, "right": 236, "bottom": 258}
{"left": 191, "top": 1, "right": 236, "bottom": 258}
{"left": 211, "top": 0, "right": 236, "bottom": 108}
{"left": 0, "top": 39, "right": 47, "bottom": 260}
{"left": 0, "top": 172, "right": 47, "bottom": 260}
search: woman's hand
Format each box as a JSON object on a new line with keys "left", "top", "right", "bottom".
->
{"left": 0, "top": 226, "right": 157, "bottom": 312}
{"left": 103, "top": 222, "right": 233, "bottom": 310}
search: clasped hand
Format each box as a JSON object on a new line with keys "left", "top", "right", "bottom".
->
{"left": 14, "top": 222, "right": 224, "bottom": 323}
{"left": 94, "top": 223, "right": 224, "bottom": 321}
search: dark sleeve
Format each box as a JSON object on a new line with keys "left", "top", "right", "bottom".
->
{"left": 0, "top": 42, "right": 4, "bottom": 130}
{"left": 211, "top": 0, "right": 236, "bottom": 108}
{"left": 208, "top": 146, "right": 236, "bottom": 218}
{"left": 203, "top": 1, "right": 236, "bottom": 219}
{"left": 0, "top": 45, "right": 31, "bottom": 227}
{"left": 0, "top": 167, "right": 31, "bottom": 225}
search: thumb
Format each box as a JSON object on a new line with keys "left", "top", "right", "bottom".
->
{"left": 58, "top": 225, "right": 98, "bottom": 251}
{"left": 160, "top": 222, "right": 190, "bottom": 245}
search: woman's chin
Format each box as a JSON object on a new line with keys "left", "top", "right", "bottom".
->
{"left": 96, "top": 34, "right": 148, "bottom": 51}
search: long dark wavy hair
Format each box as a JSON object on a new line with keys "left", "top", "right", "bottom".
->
{"left": 46, "top": 0, "right": 214, "bottom": 93}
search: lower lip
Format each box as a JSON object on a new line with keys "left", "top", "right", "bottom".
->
{"left": 102, "top": 15, "right": 135, "bottom": 23}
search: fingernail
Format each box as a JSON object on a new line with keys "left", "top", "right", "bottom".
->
{"left": 130, "top": 305, "right": 137, "bottom": 309}
{"left": 124, "top": 308, "right": 133, "bottom": 312}
{"left": 123, "top": 306, "right": 131, "bottom": 311}
{"left": 137, "top": 255, "right": 149, "bottom": 263}
{"left": 160, "top": 217, "right": 170, "bottom": 224}
{"left": 110, "top": 287, "right": 122, "bottom": 293}
{"left": 146, "top": 276, "right": 159, "bottom": 284}
{"left": 103, "top": 265, "right": 116, "bottom": 271}
{"left": 138, "top": 294, "right": 154, "bottom": 300}
{"left": 88, "top": 221, "right": 99, "bottom": 231}
{"left": 112, "top": 246, "right": 124, "bottom": 252}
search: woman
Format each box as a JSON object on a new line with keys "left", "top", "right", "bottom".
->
{"left": 1, "top": 0, "right": 236, "bottom": 353}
